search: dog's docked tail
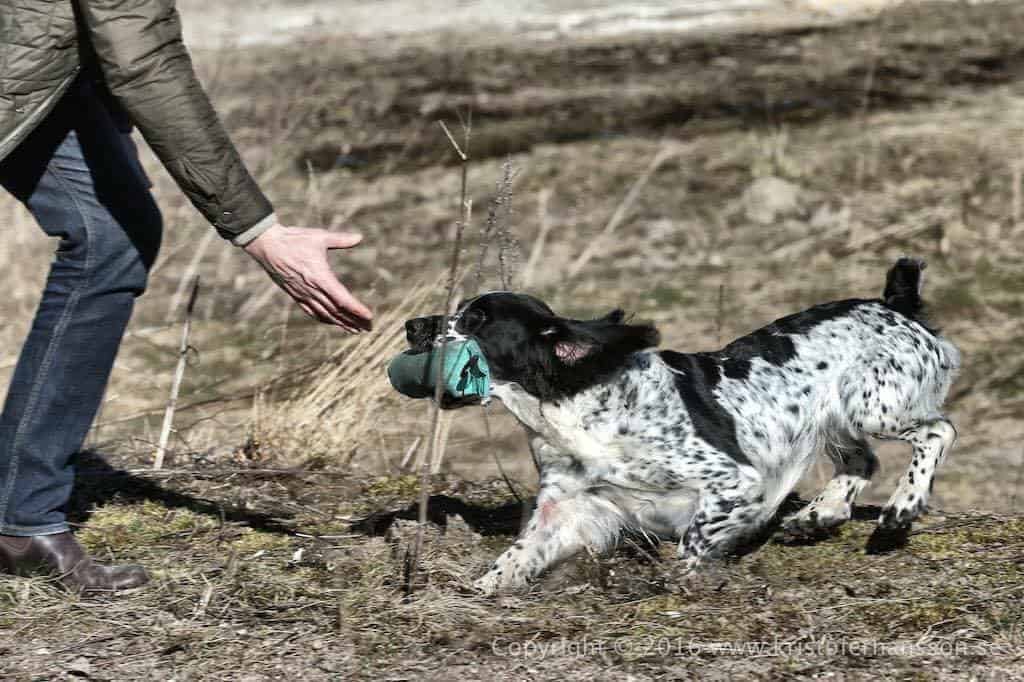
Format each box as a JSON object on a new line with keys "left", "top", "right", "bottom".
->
{"left": 882, "top": 257, "right": 927, "bottom": 320}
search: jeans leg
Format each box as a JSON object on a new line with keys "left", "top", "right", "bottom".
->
{"left": 0, "top": 85, "right": 163, "bottom": 536}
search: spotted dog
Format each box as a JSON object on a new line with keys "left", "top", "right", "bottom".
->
{"left": 404, "top": 258, "right": 960, "bottom": 594}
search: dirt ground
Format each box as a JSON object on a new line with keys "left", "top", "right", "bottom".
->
{"left": 3, "top": 0, "right": 1024, "bottom": 679}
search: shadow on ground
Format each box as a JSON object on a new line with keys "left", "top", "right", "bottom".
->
{"left": 349, "top": 488, "right": 910, "bottom": 557}
{"left": 68, "top": 450, "right": 297, "bottom": 536}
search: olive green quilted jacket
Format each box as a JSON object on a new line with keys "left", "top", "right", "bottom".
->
{"left": 0, "top": 0, "right": 274, "bottom": 243}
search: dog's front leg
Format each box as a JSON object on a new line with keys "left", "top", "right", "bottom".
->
{"left": 474, "top": 483, "right": 622, "bottom": 595}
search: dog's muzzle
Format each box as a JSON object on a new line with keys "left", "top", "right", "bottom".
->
{"left": 389, "top": 316, "right": 491, "bottom": 408}
{"left": 405, "top": 315, "right": 444, "bottom": 352}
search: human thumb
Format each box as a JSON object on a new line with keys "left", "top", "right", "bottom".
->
{"left": 325, "top": 232, "right": 364, "bottom": 249}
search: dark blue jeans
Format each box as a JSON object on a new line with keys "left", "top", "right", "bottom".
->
{"left": 0, "top": 79, "right": 162, "bottom": 536}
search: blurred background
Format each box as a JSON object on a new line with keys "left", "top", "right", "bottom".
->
{"left": 1, "top": 0, "right": 1021, "bottom": 511}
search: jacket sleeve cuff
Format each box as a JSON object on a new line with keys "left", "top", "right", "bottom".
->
{"left": 231, "top": 213, "right": 278, "bottom": 247}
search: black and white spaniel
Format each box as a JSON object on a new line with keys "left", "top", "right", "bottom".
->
{"left": 404, "top": 258, "right": 960, "bottom": 594}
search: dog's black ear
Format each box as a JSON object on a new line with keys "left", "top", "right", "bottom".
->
{"left": 519, "top": 311, "right": 661, "bottom": 400}
{"left": 600, "top": 309, "right": 626, "bottom": 324}
{"left": 551, "top": 317, "right": 660, "bottom": 367}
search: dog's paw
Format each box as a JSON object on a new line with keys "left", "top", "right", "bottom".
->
{"left": 472, "top": 569, "right": 528, "bottom": 596}
{"left": 878, "top": 496, "right": 926, "bottom": 529}
{"left": 879, "top": 485, "right": 927, "bottom": 529}
{"left": 472, "top": 573, "right": 501, "bottom": 596}
{"left": 675, "top": 547, "right": 702, "bottom": 575}
{"left": 782, "top": 501, "right": 851, "bottom": 535}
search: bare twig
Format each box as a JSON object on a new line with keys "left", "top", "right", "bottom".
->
{"left": 409, "top": 117, "right": 472, "bottom": 593}
{"left": 1012, "top": 160, "right": 1022, "bottom": 232}
{"left": 495, "top": 159, "right": 520, "bottom": 290}
{"left": 165, "top": 229, "right": 216, "bottom": 323}
{"left": 430, "top": 411, "right": 454, "bottom": 475}
{"left": 715, "top": 281, "right": 726, "bottom": 347}
{"left": 438, "top": 120, "right": 468, "bottom": 161}
{"left": 400, "top": 436, "right": 423, "bottom": 471}
{"left": 521, "top": 188, "right": 553, "bottom": 289}
{"left": 193, "top": 574, "right": 215, "bottom": 619}
{"left": 475, "top": 158, "right": 519, "bottom": 292}
{"left": 483, "top": 408, "right": 522, "bottom": 504}
{"left": 154, "top": 277, "right": 201, "bottom": 470}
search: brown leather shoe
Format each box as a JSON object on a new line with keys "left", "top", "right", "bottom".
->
{"left": 0, "top": 532, "right": 149, "bottom": 591}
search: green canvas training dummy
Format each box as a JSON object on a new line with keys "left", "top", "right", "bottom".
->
{"left": 387, "top": 340, "right": 491, "bottom": 402}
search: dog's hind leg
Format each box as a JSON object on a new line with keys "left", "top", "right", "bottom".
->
{"left": 677, "top": 479, "right": 766, "bottom": 572}
{"left": 783, "top": 438, "right": 878, "bottom": 534}
{"left": 473, "top": 482, "right": 623, "bottom": 595}
{"left": 875, "top": 417, "right": 957, "bottom": 529}
{"left": 838, "top": 338, "right": 958, "bottom": 529}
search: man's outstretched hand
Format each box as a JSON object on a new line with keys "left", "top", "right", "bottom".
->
{"left": 244, "top": 223, "right": 373, "bottom": 332}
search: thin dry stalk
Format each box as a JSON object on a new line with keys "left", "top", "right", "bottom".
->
{"left": 715, "top": 281, "right": 726, "bottom": 347}
{"left": 483, "top": 407, "right": 523, "bottom": 504}
{"left": 567, "top": 143, "right": 681, "bottom": 280}
{"left": 474, "top": 159, "right": 520, "bottom": 291}
{"left": 256, "top": 283, "right": 439, "bottom": 474}
{"left": 249, "top": 390, "right": 265, "bottom": 454}
{"left": 165, "top": 228, "right": 216, "bottom": 323}
{"left": 430, "top": 411, "right": 455, "bottom": 474}
{"left": 400, "top": 436, "right": 423, "bottom": 470}
{"left": 154, "top": 277, "right": 201, "bottom": 470}
{"left": 495, "top": 160, "right": 520, "bottom": 289}
{"left": 521, "top": 188, "right": 553, "bottom": 289}
{"left": 410, "top": 118, "right": 472, "bottom": 592}
{"left": 193, "top": 575, "right": 215, "bottom": 619}
{"left": 1012, "top": 160, "right": 1022, "bottom": 231}
{"left": 280, "top": 288, "right": 433, "bottom": 421}
{"left": 852, "top": 30, "right": 881, "bottom": 192}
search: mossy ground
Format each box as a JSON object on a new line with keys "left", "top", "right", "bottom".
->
{"left": 4, "top": 462, "right": 1024, "bottom": 680}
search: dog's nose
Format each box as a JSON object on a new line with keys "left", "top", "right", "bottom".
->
{"left": 406, "top": 318, "right": 429, "bottom": 336}
{"left": 405, "top": 315, "right": 442, "bottom": 349}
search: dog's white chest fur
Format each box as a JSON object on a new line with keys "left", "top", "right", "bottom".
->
{"left": 490, "top": 381, "right": 610, "bottom": 469}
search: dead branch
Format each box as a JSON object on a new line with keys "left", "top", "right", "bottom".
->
{"left": 154, "top": 276, "right": 201, "bottom": 470}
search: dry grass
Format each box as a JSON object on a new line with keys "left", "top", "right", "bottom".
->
{"left": 3, "top": 468, "right": 1024, "bottom": 680}
{"left": 260, "top": 281, "right": 441, "bottom": 470}
{"left": 3, "top": 1, "right": 1024, "bottom": 678}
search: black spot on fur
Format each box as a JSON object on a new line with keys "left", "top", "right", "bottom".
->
{"left": 722, "top": 357, "right": 752, "bottom": 379}
{"left": 712, "top": 299, "right": 868, "bottom": 380}
{"left": 660, "top": 351, "right": 750, "bottom": 466}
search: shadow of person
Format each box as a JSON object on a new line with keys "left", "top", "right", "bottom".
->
{"left": 67, "top": 449, "right": 297, "bottom": 537}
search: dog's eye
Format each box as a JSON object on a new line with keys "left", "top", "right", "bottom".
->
{"left": 540, "top": 327, "right": 559, "bottom": 337}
